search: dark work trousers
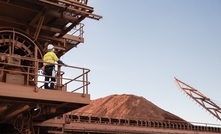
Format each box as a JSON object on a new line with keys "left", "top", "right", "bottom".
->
{"left": 44, "top": 65, "right": 56, "bottom": 89}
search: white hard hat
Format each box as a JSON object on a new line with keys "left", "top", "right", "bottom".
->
{"left": 47, "top": 44, "right": 54, "bottom": 50}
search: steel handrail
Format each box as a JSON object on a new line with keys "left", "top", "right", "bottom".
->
{"left": 0, "top": 53, "right": 90, "bottom": 95}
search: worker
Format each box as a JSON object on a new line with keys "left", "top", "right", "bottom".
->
{"left": 43, "top": 44, "right": 65, "bottom": 89}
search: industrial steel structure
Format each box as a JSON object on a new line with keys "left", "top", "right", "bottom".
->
{"left": 0, "top": 0, "right": 102, "bottom": 133}
{"left": 33, "top": 112, "right": 221, "bottom": 134}
{"left": 0, "top": 0, "right": 220, "bottom": 134}
{"left": 175, "top": 77, "right": 221, "bottom": 123}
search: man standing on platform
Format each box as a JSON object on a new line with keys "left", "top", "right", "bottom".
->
{"left": 43, "top": 44, "right": 65, "bottom": 89}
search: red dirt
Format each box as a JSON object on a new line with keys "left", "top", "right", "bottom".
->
{"left": 72, "top": 94, "right": 187, "bottom": 123}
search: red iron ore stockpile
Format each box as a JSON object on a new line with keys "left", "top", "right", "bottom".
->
{"left": 72, "top": 94, "right": 187, "bottom": 123}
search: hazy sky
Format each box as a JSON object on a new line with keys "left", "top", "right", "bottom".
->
{"left": 62, "top": 0, "right": 221, "bottom": 125}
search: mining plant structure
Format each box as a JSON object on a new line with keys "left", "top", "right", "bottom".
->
{"left": 0, "top": 0, "right": 102, "bottom": 133}
{"left": 175, "top": 77, "right": 221, "bottom": 122}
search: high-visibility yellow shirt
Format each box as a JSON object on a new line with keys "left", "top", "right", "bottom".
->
{"left": 43, "top": 52, "right": 58, "bottom": 66}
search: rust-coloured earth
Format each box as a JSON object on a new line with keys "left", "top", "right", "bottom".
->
{"left": 72, "top": 94, "right": 187, "bottom": 123}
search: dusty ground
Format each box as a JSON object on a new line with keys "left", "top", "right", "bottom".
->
{"left": 72, "top": 94, "right": 187, "bottom": 123}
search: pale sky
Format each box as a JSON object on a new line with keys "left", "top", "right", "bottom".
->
{"left": 62, "top": 0, "right": 221, "bottom": 125}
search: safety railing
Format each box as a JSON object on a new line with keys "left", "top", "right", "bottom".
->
{"left": 57, "top": 0, "right": 88, "bottom": 5}
{"left": 0, "top": 53, "right": 90, "bottom": 95}
{"left": 66, "top": 23, "right": 84, "bottom": 44}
